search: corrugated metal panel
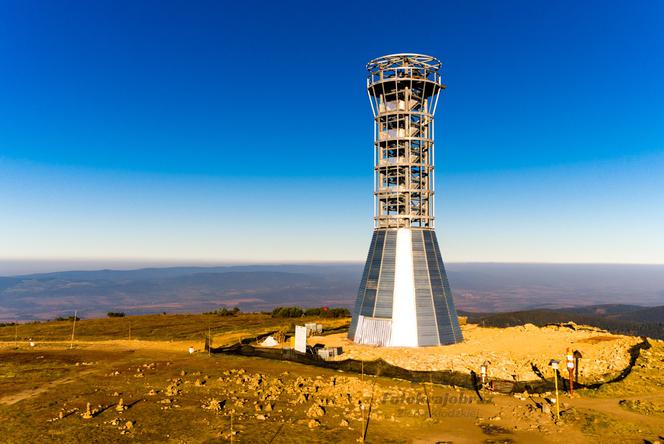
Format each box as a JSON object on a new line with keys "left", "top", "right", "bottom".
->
{"left": 431, "top": 232, "right": 463, "bottom": 342}
{"left": 355, "top": 315, "right": 392, "bottom": 346}
{"left": 361, "top": 230, "right": 385, "bottom": 317}
{"left": 349, "top": 230, "right": 381, "bottom": 339}
{"left": 412, "top": 230, "right": 439, "bottom": 346}
{"left": 367, "top": 230, "right": 385, "bottom": 290}
{"left": 374, "top": 230, "right": 396, "bottom": 318}
{"left": 424, "top": 230, "right": 463, "bottom": 345}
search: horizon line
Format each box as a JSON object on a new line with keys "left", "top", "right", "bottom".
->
{"left": 2, "top": 259, "right": 664, "bottom": 278}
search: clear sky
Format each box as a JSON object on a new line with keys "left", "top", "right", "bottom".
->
{"left": 1, "top": 0, "right": 663, "bottom": 266}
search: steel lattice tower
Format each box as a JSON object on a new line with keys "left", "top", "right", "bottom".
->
{"left": 348, "top": 54, "right": 463, "bottom": 347}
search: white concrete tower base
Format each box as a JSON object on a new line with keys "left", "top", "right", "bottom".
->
{"left": 390, "top": 228, "right": 418, "bottom": 346}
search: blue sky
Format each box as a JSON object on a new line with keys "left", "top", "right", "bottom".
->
{"left": 1, "top": 0, "right": 663, "bottom": 266}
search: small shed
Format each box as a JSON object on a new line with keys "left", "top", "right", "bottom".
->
{"left": 304, "top": 323, "right": 323, "bottom": 336}
{"left": 317, "top": 347, "right": 343, "bottom": 360}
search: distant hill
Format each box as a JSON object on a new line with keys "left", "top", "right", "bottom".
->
{"left": 447, "top": 263, "right": 664, "bottom": 312}
{"left": 1, "top": 263, "right": 663, "bottom": 322}
{"left": 0, "top": 265, "right": 361, "bottom": 321}
{"left": 610, "top": 305, "right": 664, "bottom": 323}
{"left": 12, "top": 264, "right": 363, "bottom": 280}
{"left": 461, "top": 303, "right": 664, "bottom": 339}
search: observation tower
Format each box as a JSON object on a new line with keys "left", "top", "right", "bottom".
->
{"left": 348, "top": 54, "right": 464, "bottom": 347}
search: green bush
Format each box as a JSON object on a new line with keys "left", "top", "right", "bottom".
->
{"left": 304, "top": 307, "right": 321, "bottom": 316}
{"left": 328, "top": 307, "right": 351, "bottom": 318}
{"left": 273, "top": 306, "right": 350, "bottom": 318}
{"left": 205, "top": 307, "right": 240, "bottom": 316}
{"left": 107, "top": 312, "right": 126, "bottom": 318}
{"left": 55, "top": 315, "right": 81, "bottom": 322}
{"left": 304, "top": 307, "right": 350, "bottom": 318}
{"left": 271, "top": 306, "right": 304, "bottom": 318}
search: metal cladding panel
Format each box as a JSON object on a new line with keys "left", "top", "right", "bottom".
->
{"left": 432, "top": 233, "right": 463, "bottom": 339}
{"left": 355, "top": 315, "right": 392, "bottom": 346}
{"left": 367, "top": 230, "right": 386, "bottom": 289}
{"left": 361, "top": 230, "right": 386, "bottom": 317}
{"left": 374, "top": 230, "right": 396, "bottom": 318}
{"left": 349, "top": 230, "right": 381, "bottom": 339}
{"left": 423, "top": 230, "right": 463, "bottom": 345}
{"left": 350, "top": 228, "right": 463, "bottom": 347}
{"left": 412, "top": 230, "right": 439, "bottom": 346}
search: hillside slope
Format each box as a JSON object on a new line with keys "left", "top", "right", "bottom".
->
{"left": 462, "top": 304, "right": 664, "bottom": 339}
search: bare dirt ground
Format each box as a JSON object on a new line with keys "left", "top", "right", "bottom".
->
{"left": 1, "top": 317, "right": 664, "bottom": 443}
{"left": 312, "top": 323, "right": 640, "bottom": 383}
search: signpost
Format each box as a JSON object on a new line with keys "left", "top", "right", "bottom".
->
{"left": 294, "top": 325, "right": 307, "bottom": 353}
{"left": 573, "top": 350, "right": 583, "bottom": 383}
{"left": 480, "top": 360, "right": 490, "bottom": 386}
{"left": 549, "top": 359, "right": 560, "bottom": 421}
{"left": 566, "top": 349, "right": 575, "bottom": 395}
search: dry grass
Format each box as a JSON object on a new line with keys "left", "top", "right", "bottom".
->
{"left": 1, "top": 315, "right": 664, "bottom": 443}
{"left": 0, "top": 313, "right": 350, "bottom": 344}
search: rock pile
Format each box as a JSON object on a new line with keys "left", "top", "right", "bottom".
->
{"left": 115, "top": 398, "right": 127, "bottom": 412}
{"left": 81, "top": 402, "right": 101, "bottom": 419}
{"left": 203, "top": 398, "right": 224, "bottom": 412}
{"left": 165, "top": 379, "right": 181, "bottom": 396}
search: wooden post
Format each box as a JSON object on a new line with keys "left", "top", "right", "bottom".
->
{"left": 553, "top": 368, "right": 560, "bottom": 420}
{"left": 14, "top": 323, "right": 18, "bottom": 348}
{"left": 575, "top": 358, "right": 580, "bottom": 382}
{"left": 360, "top": 404, "right": 365, "bottom": 442}
{"left": 69, "top": 310, "right": 77, "bottom": 349}
{"left": 230, "top": 411, "right": 234, "bottom": 444}
{"left": 423, "top": 382, "right": 432, "bottom": 418}
{"left": 567, "top": 352, "right": 574, "bottom": 396}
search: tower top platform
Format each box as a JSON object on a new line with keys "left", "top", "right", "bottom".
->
{"left": 366, "top": 53, "right": 444, "bottom": 98}
{"left": 366, "top": 53, "right": 441, "bottom": 72}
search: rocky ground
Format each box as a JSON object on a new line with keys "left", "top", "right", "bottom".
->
{"left": 311, "top": 323, "right": 641, "bottom": 383}
{"left": 1, "top": 321, "right": 664, "bottom": 443}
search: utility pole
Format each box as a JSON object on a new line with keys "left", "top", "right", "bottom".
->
{"left": 69, "top": 310, "right": 77, "bottom": 350}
